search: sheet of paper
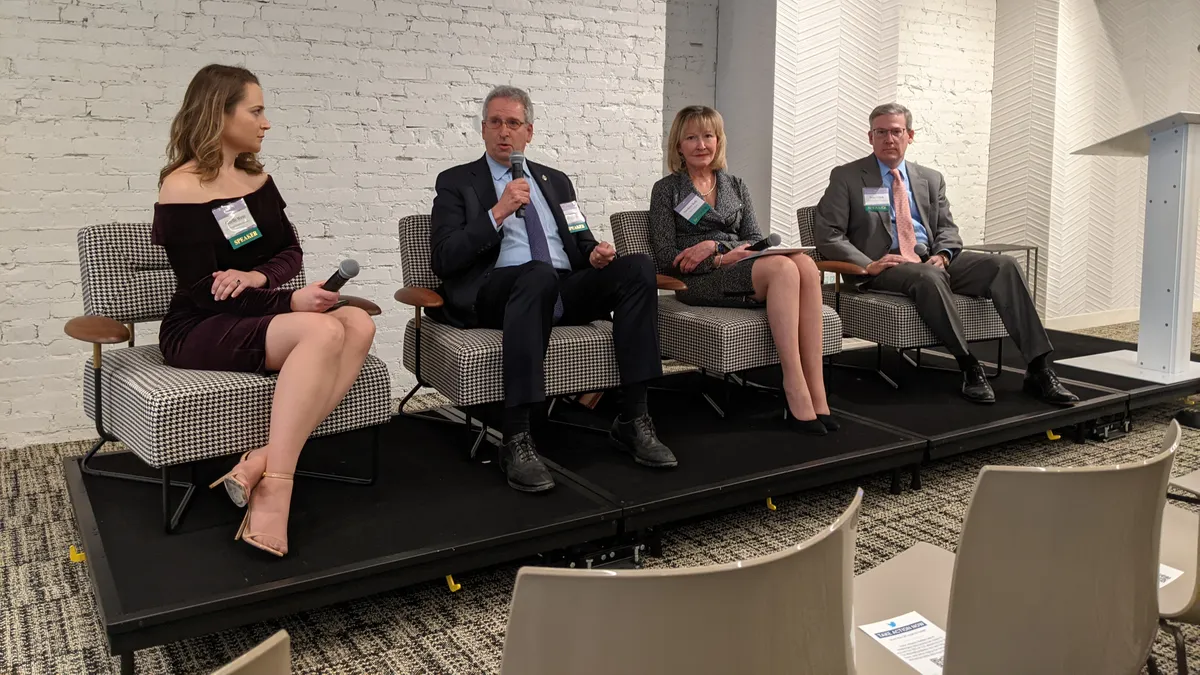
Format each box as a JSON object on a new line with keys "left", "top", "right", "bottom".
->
{"left": 1160, "top": 563, "right": 1185, "bottom": 588}
{"left": 739, "top": 246, "right": 816, "bottom": 262}
{"left": 859, "top": 611, "right": 946, "bottom": 675}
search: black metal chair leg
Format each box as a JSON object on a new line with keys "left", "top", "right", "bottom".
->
{"left": 161, "top": 465, "right": 196, "bottom": 533}
{"left": 1148, "top": 654, "right": 1162, "bottom": 675}
{"left": 1161, "top": 618, "right": 1189, "bottom": 675}
{"left": 81, "top": 441, "right": 198, "bottom": 534}
{"left": 991, "top": 338, "right": 1004, "bottom": 379}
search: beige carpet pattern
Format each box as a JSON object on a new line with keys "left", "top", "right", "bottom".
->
{"left": 4, "top": 320, "right": 1200, "bottom": 673}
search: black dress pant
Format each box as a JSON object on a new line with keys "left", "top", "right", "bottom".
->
{"left": 475, "top": 255, "right": 663, "bottom": 407}
{"left": 861, "top": 251, "right": 1053, "bottom": 363}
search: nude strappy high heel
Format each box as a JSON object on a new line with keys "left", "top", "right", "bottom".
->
{"left": 208, "top": 450, "right": 265, "bottom": 508}
{"left": 235, "top": 472, "right": 293, "bottom": 557}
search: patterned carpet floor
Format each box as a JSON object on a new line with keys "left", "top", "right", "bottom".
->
{"left": 4, "top": 319, "right": 1200, "bottom": 674}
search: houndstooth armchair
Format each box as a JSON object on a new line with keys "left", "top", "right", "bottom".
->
{"left": 796, "top": 206, "right": 1008, "bottom": 386}
{"left": 65, "top": 223, "right": 392, "bottom": 532}
{"left": 394, "top": 214, "right": 685, "bottom": 451}
{"left": 609, "top": 211, "right": 844, "bottom": 416}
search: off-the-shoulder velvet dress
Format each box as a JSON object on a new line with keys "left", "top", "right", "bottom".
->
{"left": 152, "top": 176, "right": 302, "bottom": 374}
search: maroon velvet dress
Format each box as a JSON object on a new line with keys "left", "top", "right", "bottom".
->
{"left": 152, "top": 176, "right": 302, "bottom": 374}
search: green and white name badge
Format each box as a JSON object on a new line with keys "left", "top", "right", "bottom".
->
{"left": 212, "top": 198, "right": 262, "bottom": 249}
{"left": 561, "top": 200, "right": 589, "bottom": 234}
{"left": 675, "top": 192, "right": 711, "bottom": 225}
{"left": 863, "top": 187, "right": 890, "bottom": 213}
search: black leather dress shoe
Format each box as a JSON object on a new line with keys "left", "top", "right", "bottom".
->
{"left": 962, "top": 365, "right": 996, "bottom": 404}
{"left": 499, "top": 432, "right": 555, "bottom": 493}
{"left": 1023, "top": 367, "right": 1080, "bottom": 406}
{"left": 611, "top": 414, "right": 678, "bottom": 468}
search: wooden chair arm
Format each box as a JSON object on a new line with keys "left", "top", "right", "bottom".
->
{"left": 816, "top": 261, "right": 868, "bottom": 276}
{"left": 340, "top": 295, "right": 382, "bottom": 316}
{"left": 656, "top": 274, "right": 687, "bottom": 291}
{"left": 64, "top": 316, "right": 131, "bottom": 345}
{"left": 394, "top": 287, "right": 444, "bottom": 308}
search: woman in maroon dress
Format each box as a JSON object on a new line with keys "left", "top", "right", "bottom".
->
{"left": 154, "top": 65, "right": 377, "bottom": 557}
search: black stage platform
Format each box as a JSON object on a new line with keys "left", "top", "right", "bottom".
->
{"left": 65, "top": 330, "right": 1200, "bottom": 671}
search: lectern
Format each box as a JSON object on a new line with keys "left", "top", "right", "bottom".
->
{"left": 1058, "top": 112, "right": 1200, "bottom": 384}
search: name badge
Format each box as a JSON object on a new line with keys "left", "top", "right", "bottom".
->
{"left": 561, "top": 201, "right": 589, "bottom": 234}
{"left": 212, "top": 198, "right": 262, "bottom": 249}
{"left": 863, "top": 187, "right": 890, "bottom": 213}
{"left": 675, "top": 193, "right": 711, "bottom": 225}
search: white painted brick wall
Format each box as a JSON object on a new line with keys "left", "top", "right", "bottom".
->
{"left": 895, "top": 0, "right": 995, "bottom": 245}
{"left": 662, "top": 0, "right": 716, "bottom": 172}
{"left": 0, "top": 0, "right": 666, "bottom": 448}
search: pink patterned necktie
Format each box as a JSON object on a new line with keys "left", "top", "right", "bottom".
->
{"left": 890, "top": 168, "right": 920, "bottom": 263}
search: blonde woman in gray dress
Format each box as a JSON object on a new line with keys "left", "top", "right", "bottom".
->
{"left": 649, "top": 106, "right": 834, "bottom": 435}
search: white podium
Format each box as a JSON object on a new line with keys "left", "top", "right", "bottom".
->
{"left": 1058, "top": 112, "right": 1200, "bottom": 384}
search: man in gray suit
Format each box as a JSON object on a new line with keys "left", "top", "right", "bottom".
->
{"left": 814, "top": 103, "right": 1077, "bottom": 405}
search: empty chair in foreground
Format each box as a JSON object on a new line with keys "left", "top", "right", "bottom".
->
{"left": 1156, "top": 450, "right": 1200, "bottom": 674}
{"left": 854, "top": 420, "right": 1179, "bottom": 675}
{"left": 211, "top": 630, "right": 290, "bottom": 675}
{"left": 500, "top": 489, "right": 863, "bottom": 675}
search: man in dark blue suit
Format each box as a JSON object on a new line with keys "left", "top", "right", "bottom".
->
{"left": 430, "top": 86, "right": 676, "bottom": 493}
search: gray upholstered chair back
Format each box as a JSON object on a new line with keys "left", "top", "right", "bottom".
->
{"left": 398, "top": 215, "right": 439, "bottom": 290}
{"left": 609, "top": 211, "right": 660, "bottom": 272}
{"left": 795, "top": 207, "right": 827, "bottom": 262}
{"left": 78, "top": 223, "right": 173, "bottom": 323}
{"left": 77, "top": 222, "right": 305, "bottom": 323}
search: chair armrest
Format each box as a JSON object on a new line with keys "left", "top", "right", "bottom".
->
{"left": 394, "top": 287, "right": 444, "bottom": 308}
{"left": 656, "top": 274, "right": 687, "bottom": 291}
{"left": 64, "top": 316, "right": 131, "bottom": 344}
{"left": 816, "top": 261, "right": 867, "bottom": 276}
{"left": 340, "top": 295, "right": 381, "bottom": 316}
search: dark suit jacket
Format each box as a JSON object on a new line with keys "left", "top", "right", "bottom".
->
{"left": 813, "top": 154, "right": 963, "bottom": 270}
{"left": 429, "top": 154, "right": 599, "bottom": 328}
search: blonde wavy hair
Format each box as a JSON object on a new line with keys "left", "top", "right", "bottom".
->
{"left": 666, "top": 105, "right": 727, "bottom": 174}
{"left": 160, "top": 64, "right": 264, "bottom": 186}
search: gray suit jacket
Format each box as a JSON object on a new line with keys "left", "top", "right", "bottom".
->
{"left": 813, "top": 154, "right": 963, "bottom": 269}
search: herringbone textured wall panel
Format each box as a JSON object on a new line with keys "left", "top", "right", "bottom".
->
{"left": 990, "top": 0, "right": 1200, "bottom": 318}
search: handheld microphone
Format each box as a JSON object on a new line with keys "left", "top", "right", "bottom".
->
{"left": 510, "top": 152, "right": 527, "bottom": 219}
{"left": 747, "top": 233, "right": 782, "bottom": 252}
{"left": 914, "top": 243, "right": 929, "bottom": 260}
{"left": 322, "top": 259, "right": 360, "bottom": 293}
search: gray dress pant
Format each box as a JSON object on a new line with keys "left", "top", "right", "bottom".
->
{"left": 860, "top": 251, "right": 1052, "bottom": 363}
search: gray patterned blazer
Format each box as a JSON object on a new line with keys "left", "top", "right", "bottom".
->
{"left": 648, "top": 169, "right": 764, "bottom": 276}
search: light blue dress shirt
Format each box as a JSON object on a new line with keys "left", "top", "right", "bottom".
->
{"left": 877, "top": 158, "right": 932, "bottom": 251}
{"left": 486, "top": 153, "right": 571, "bottom": 270}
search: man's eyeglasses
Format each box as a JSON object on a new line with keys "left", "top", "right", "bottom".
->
{"left": 871, "top": 128, "right": 908, "bottom": 139}
{"left": 485, "top": 117, "right": 528, "bottom": 130}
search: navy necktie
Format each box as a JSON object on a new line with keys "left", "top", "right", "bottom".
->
{"left": 518, "top": 189, "right": 564, "bottom": 321}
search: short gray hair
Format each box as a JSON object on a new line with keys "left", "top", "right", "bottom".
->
{"left": 482, "top": 85, "right": 534, "bottom": 124}
{"left": 869, "top": 103, "right": 912, "bottom": 129}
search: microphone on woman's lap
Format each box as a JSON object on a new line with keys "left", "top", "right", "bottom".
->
{"left": 747, "top": 233, "right": 782, "bottom": 252}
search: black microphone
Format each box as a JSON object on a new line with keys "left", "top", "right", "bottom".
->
{"left": 747, "top": 233, "right": 782, "bottom": 252}
{"left": 322, "top": 259, "right": 360, "bottom": 292}
{"left": 914, "top": 243, "right": 929, "bottom": 260}
{"left": 510, "top": 152, "right": 527, "bottom": 219}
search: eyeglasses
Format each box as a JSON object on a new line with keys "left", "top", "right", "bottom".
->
{"left": 485, "top": 117, "right": 528, "bottom": 130}
{"left": 871, "top": 128, "right": 908, "bottom": 139}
